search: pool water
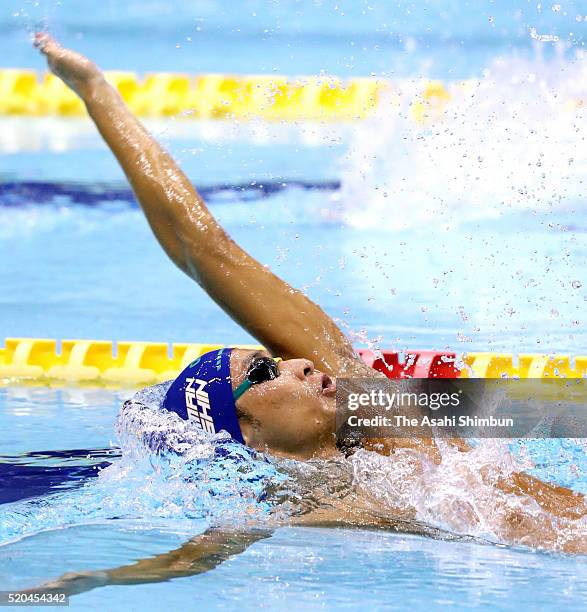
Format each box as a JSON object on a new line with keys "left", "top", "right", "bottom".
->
{"left": 1, "top": 0, "right": 587, "bottom": 609}
{"left": 0, "top": 184, "right": 585, "bottom": 351}
{"left": 5, "top": 1, "right": 585, "bottom": 78}
{"left": 3, "top": 388, "right": 587, "bottom": 610}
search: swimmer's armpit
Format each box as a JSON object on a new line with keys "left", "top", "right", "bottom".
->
{"left": 23, "top": 527, "right": 273, "bottom": 597}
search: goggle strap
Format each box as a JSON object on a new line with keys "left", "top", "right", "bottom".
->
{"left": 233, "top": 379, "right": 253, "bottom": 402}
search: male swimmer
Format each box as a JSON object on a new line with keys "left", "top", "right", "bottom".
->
{"left": 27, "top": 34, "right": 587, "bottom": 595}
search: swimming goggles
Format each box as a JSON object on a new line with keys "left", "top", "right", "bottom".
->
{"left": 233, "top": 356, "right": 281, "bottom": 401}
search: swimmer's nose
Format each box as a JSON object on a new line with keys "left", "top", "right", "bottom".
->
{"left": 285, "top": 358, "right": 315, "bottom": 381}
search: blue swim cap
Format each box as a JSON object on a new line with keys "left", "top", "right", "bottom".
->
{"left": 162, "top": 348, "right": 245, "bottom": 444}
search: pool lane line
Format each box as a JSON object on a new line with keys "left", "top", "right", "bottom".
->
{"left": 0, "top": 338, "right": 585, "bottom": 386}
{"left": 1, "top": 70, "right": 584, "bottom": 123}
{"left": 0, "top": 180, "right": 340, "bottom": 207}
{"left": 0, "top": 70, "right": 392, "bottom": 121}
{"left": 0, "top": 448, "right": 119, "bottom": 505}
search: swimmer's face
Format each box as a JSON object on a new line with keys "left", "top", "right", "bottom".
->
{"left": 230, "top": 349, "right": 337, "bottom": 460}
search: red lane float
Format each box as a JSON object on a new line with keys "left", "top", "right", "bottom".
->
{"left": 357, "top": 350, "right": 459, "bottom": 378}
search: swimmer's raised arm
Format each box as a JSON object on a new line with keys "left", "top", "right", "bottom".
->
{"left": 35, "top": 34, "right": 362, "bottom": 376}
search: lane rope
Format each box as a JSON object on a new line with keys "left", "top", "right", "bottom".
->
{"left": 0, "top": 69, "right": 391, "bottom": 121}
{"left": 0, "top": 338, "right": 585, "bottom": 386}
{"left": 1, "top": 69, "right": 583, "bottom": 122}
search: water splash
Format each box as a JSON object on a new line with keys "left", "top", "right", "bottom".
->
{"left": 11, "top": 0, "right": 61, "bottom": 37}
{"left": 340, "top": 51, "right": 587, "bottom": 230}
{"left": 2, "top": 381, "right": 587, "bottom": 553}
{"left": 351, "top": 437, "right": 587, "bottom": 553}
{"left": 0, "top": 383, "right": 287, "bottom": 543}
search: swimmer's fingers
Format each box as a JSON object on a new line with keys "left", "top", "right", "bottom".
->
{"left": 33, "top": 32, "right": 57, "bottom": 54}
{"left": 32, "top": 32, "right": 48, "bottom": 50}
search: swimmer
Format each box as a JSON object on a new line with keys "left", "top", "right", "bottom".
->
{"left": 28, "top": 34, "right": 587, "bottom": 595}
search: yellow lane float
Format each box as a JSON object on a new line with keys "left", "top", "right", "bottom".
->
{"left": 0, "top": 338, "right": 585, "bottom": 387}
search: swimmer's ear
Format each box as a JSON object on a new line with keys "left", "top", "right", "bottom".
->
{"left": 235, "top": 404, "right": 250, "bottom": 424}
{"left": 234, "top": 408, "right": 262, "bottom": 449}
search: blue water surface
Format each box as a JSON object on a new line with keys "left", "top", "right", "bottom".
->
{"left": 0, "top": 186, "right": 584, "bottom": 353}
{"left": 3, "top": 0, "right": 585, "bottom": 78}
{"left": 2, "top": 388, "right": 587, "bottom": 612}
{"left": 1, "top": 1, "right": 587, "bottom": 610}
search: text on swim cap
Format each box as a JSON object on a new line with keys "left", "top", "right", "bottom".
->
{"left": 185, "top": 377, "right": 216, "bottom": 434}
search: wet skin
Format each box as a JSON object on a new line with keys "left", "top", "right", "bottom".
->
{"left": 230, "top": 349, "right": 338, "bottom": 459}
{"left": 24, "top": 35, "right": 587, "bottom": 599}
{"left": 33, "top": 31, "right": 373, "bottom": 461}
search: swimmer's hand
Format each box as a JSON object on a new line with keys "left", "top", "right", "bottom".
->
{"left": 23, "top": 527, "right": 272, "bottom": 597}
{"left": 21, "top": 570, "right": 108, "bottom": 596}
{"left": 30, "top": 35, "right": 366, "bottom": 377}
{"left": 34, "top": 33, "right": 103, "bottom": 96}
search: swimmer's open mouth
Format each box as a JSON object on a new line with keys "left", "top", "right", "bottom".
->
{"left": 320, "top": 373, "right": 336, "bottom": 396}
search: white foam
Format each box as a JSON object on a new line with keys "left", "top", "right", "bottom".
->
{"left": 339, "top": 51, "right": 587, "bottom": 230}
{"left": 351, "top": 438, "right": 587, "bottom": 552}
